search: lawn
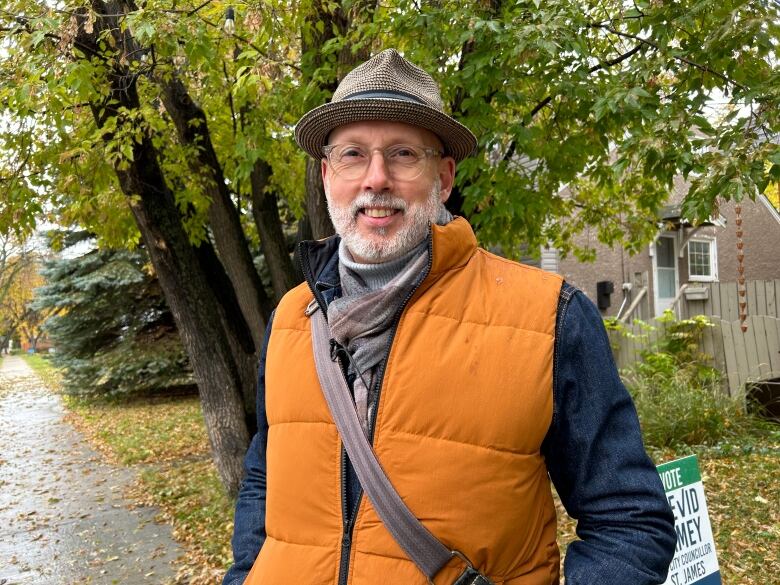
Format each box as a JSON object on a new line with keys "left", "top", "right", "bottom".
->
{"left": 24, "top": 353, "right": 780, "bottom": 584}
{"left": 22, "top": 352, "right": 64, "bottom": 391}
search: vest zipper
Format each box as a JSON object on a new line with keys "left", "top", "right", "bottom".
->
{"left": 336, "top": 236, "right": 434, "bottom": 585}
{"left": 337, "top": 445, "right": 361, "bottom": 585}
{"left": 301, "top": 235, "right": 435, "bottom": 585}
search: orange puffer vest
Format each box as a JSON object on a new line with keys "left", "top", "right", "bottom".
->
{"left": 247, "top": 218, "right": 564, "bottom": 585}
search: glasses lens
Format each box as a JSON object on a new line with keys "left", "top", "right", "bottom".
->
{"left": 327, "top": 145, "right": 432, "bottom": 180}
{"left": 329, "top": 145, "right": 367, "bottom": 180}
{"left": 385, "top": 145, "right": 426, "bottom": 181}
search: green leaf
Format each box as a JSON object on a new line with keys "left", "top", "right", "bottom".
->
{"left": 120, "top": 144, "right": 134, "bottom": 162}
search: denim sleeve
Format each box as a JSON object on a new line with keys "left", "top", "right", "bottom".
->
{"left": 222, "top": 314, "right": 273, "bottom": 585}
{"left": 542, "top": 286, "right": 676, "bottom": 585}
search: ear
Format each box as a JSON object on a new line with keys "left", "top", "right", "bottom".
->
{"left": 321, "top": 157, "right": 328, "bottom": 184}
{"left": 437, "top": 157, "right": 457, "bottom": 204}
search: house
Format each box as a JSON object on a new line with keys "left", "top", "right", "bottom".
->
{"left": 544, "top": 177, "right": 780, "bottom": 319}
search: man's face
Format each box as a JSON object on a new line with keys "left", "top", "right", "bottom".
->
{"left": 322, "top": 121, "right": 456, "bottom": 263}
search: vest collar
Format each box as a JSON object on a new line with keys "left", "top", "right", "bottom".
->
{"left": 298, "top": 216, "right": 477, "bottom": 291}
{"left": 428, "top": 217, "right": 477, "bottom": 278}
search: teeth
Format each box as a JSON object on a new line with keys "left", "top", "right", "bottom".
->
{"left": 364, "top": 208, "right": 395, "bottom": 218}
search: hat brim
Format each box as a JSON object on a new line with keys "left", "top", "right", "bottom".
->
{"left": 294, "top": 98, "right": 477, "bottom": 163}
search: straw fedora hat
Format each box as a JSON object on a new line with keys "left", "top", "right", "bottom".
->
{"left": 294, "top": 49, "right": 477, "bottom": 162}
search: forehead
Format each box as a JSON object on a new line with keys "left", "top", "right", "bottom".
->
{"left": 327, "top": 120, "right": 442, "bottom": 148}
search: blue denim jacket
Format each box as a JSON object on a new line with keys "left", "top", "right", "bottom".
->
{"left": 223, "top": 249, "right": 676, "bottom": 585}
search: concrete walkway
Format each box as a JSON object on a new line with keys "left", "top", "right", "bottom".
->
{"left": 0, "top": 355, "right": 184, "bottom": 585}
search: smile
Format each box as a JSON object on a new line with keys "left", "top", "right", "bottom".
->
{"left": 360, "top": 207, "right": 401, "bottom": 218}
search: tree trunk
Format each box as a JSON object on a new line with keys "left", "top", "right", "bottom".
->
{"left": 292, "top": 216, "right": 314, "bottom": 282}
{"left": 159, "top": 77, "right": 272, "bottom": 351}
{"left": 19, "top": 320, "right": 34, "bottom": 352}
{"left": 445, "top": 183, "right": 467, "bottom": 219}
{"left": 194, "top": 236, "right": 259, "bottom": 429}
{"left": 79, "top": 1, "right": 254, "bottom": 496}
{"left": 0, "top": 332, "right": 12, "bottom": 354}
{"left": 300, "top": 1, "right": 337, "bottom": 240}
{"left": 305, "top": 158, "right": 335, "bottom": 240}
{"left": 117, "top": 144, "right": 251, "bottom": 498}
{"left": 32, "top": 330, "right": 44, "bottom": 351}
{"left": 249, "top": 159, "right": 299, "bottom": 300}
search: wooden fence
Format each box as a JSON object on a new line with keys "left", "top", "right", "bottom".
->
{"left": 610, "top": 315, "right": 780, "bottom": 398}
{"left": 678, "top": 279, "right": 780, "bottom": 320}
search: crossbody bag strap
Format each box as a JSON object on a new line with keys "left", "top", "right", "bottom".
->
{"left": 309, "top": 305, "right": 492, "bottom": 585}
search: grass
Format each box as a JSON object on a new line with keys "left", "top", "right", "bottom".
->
{"left": 130, "top": 459, "right": 235, "bottom": 584}
{"left": 23, "top": 353, "right": 780, "bottom": 584}
{"left": 64, "top": 394, "right": 210, "bottom": 465}
{"left": 62, "top": 393, "right": 232, "bottom": 582}
{"left": 66, "top": 393, "right": 233, "bottom": 584}
{"left": 696, "top": 446, "right": 779, "bottom": 581}
{"left": 21, "top": 352, "right": 63, "bottom": 390}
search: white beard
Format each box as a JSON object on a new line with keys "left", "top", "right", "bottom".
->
{"left": 325, "top": 179, "right": 442, "bottom": 263}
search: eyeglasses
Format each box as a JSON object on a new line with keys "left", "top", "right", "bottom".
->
{"left": 322, "top": 143, "right": 443, "bottom": 181}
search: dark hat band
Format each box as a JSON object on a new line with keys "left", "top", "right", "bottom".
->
{"left": 343, "top": 90, "right": 427, "bottom": 105}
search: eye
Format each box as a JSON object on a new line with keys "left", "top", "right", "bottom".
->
{"left": 337, "top": 146, "right": 366, "bottom": 161}
{"left": 387, "top": 145, "right": 421, "bottom": 163}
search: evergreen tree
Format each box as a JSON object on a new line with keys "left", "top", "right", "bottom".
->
{"left": 35, "top": 238, "right": 193, "bottom": 398}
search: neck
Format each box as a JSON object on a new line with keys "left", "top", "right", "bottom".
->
{"left": 339, "top": 238, "right": 428, "bottom": 291}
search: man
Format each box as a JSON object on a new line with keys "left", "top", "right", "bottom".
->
{"left": 224, "top": 49, "right": 676, "bottom": 585}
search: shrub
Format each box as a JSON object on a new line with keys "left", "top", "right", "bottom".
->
{"left": 625, "top": 369, "right": 758, "bottom": 448}
{"left": 618, "top": 312, "right": 763, "bottom": 448}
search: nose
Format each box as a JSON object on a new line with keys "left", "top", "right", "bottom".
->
{"left": 361, "top": 150, "right": 393, "bottom": 192}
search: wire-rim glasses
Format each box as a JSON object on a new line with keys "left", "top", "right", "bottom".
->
{"left": 322, "top": 143, "right": 442, "bottom": 181}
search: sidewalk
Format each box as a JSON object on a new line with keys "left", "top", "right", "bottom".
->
{"left": 0, "top": 355, "right": 184, "bottom": 584}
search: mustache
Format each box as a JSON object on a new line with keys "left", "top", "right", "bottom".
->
{"left": 349, "top": 193, "right": 408, "bottom": 217}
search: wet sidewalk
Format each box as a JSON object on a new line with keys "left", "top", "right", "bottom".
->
{"left": 0, "top": 355, "right": 184, "bottom": 585}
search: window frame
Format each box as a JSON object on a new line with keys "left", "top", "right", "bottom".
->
{"left": 687, "top": 237, "right": 718, "bottom": 282}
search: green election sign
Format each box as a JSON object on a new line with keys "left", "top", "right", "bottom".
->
{"left": 657, "top": 455, "right": 721, "bottom": 585}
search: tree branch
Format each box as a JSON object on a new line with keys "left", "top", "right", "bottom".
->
{"left": 0, "top": 17, "right": 102, "bottom": 60}
{"left": 503, "top": 43, "right": 645, "bottom": 162}
{"left": 589, "top": 23, "right": 749, "bottom": 92}
{"left": 195, "top": 14, "right": 301, "bottom": 72}
{"left": 0, "top": 6, "right": 300, "bottom": 72}
{"left": 48, "top": 1, "right": 213, "bottom": 19}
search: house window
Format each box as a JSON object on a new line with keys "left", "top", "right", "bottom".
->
{"left": 688, "top": 239, "right": 717, "bottom": 281}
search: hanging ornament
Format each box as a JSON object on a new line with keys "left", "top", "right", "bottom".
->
{"left": 734, "top": 204, "right": 748, "bottom": 332}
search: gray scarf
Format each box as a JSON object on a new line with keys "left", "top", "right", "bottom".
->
{"left": 326, "top": 207, "right": 453, "bottom": 433}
